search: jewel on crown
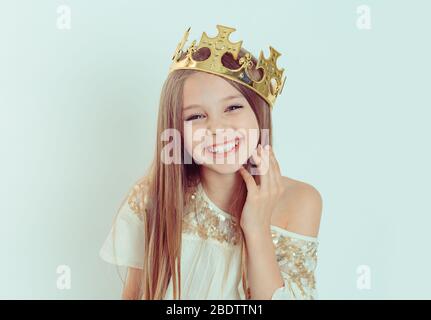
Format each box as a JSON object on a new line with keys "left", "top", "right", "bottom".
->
{"left": 169, "top": 24, "right": 287, "bottom": 108}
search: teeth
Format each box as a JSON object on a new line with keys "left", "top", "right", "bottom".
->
{"left": 207, "top": 139, "right": 239, "bottom": 154}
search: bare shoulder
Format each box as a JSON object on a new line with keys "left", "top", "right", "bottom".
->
{"left": 271, "top": 176, "right": 323, "bottom": 238}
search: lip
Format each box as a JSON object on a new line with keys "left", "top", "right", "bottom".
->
{"left": 207, "top": 137, "right": 239, "bottom": 148}
{"left": 205, "top": 137, "right": 242, "bottom": 157}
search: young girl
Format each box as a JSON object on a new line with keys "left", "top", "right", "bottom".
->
{"left": 99, "top": 25, "right": 322, "bottom": 300}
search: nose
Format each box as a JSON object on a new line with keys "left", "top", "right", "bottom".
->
{"left": 206, "top": 118, "right": 236, "bottom": 145}
{"left": 206, "top": 117, "right": 232, "bottom": 137}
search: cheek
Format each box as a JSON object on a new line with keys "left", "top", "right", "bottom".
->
{"left": 183, "top": 122, "right": 206, "bottom": 160}
{"left": 237, "top": 112, "right": 260, "bottom": 146}
{"left": 183, "top": 124, "right": 194, "bottom": 155}
{"left": 238, "top": 109, "right": 259, "bottom": 130}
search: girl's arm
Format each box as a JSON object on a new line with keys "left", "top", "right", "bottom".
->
{"left": 100, "top": 178, "right": 149, "bottom": 299}
{"left": 242, "top": 185, "right": 321, "bottom": 300}
{"left": 239, "top": 145, "right": 321, "bottom": 299}
{"left": 122, "top": 267, "right": 142, "bottom": 300}
{"left": 244, "top": 229, "right": 285, "bottom": 299}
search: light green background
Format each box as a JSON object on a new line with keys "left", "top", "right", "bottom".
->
{"left": 1, "top": 0, "right": 430, "bottom": 299}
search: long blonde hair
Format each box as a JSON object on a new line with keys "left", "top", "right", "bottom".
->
{"left": 116, "top": 47, "right": 273, "bottom": 299}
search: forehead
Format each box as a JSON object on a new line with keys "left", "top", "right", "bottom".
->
{"left": 183, "top": 72, "right": 243, "bottom": 107}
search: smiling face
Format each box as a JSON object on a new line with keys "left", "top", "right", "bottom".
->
{"left": 182, "top": 71, "right": 260, "bottom": 174}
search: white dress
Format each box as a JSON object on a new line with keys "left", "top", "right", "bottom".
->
{"left": 99, "top": 181, "right": 319, "bottom": 299}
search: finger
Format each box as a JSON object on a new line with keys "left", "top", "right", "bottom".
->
{"left": 259, "top": 144, "right": 271, "bottom": 191}
{"left": 251, "top": 144, "right": 263, "bottom": 186}
{"left": 255, "top": 144, "right": 266, "bottom": 178}
{"left": 238, "top": 166, "right": 258, "bottom": 193}
{"left": 251, "top": 153, "right": 261, "bottom": 168}
{"left": 251, "top": 144, "right": 262, "bottom": 167}
{"left": 249, "top": 144, "right": 263, "bottom": 183}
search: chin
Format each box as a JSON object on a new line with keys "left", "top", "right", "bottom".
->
{"left": 203, "top": 163, "right": 244, "bottom": 175}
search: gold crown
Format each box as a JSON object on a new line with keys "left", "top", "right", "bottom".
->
{"left": 169, "top": 25, "right": 286, "bottom": 108}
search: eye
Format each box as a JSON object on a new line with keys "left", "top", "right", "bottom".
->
{"left": 185, "top": 114, "right": 205, "bottom": 121}
{"left": 226, "top": 105, "right": 243, "bottom": 112}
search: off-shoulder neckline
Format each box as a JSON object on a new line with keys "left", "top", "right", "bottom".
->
{"left": 197, "top": 182, "right": 318, "bottom": 243}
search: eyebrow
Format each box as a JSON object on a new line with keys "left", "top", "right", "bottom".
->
{"left": 183, "top": 94, "right": 243, "bottom": 111}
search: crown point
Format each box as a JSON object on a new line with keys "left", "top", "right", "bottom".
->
{"left": 279, "top": 76, "right": 287, "bottom": 95}
{"left": 169, "top": 25, "right": 286, "bottom": 109}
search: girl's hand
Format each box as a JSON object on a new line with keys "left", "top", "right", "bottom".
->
{"left": 238, "top": 144, "right": 285, "bottom": 236}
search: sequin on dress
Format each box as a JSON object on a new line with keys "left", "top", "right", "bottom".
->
{"left": 100, "top": 180, "right": 319, "bottom": 299}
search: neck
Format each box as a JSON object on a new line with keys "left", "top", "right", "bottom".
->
{"left": 199, "top": 166, "right": 244, "bottom": 215}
